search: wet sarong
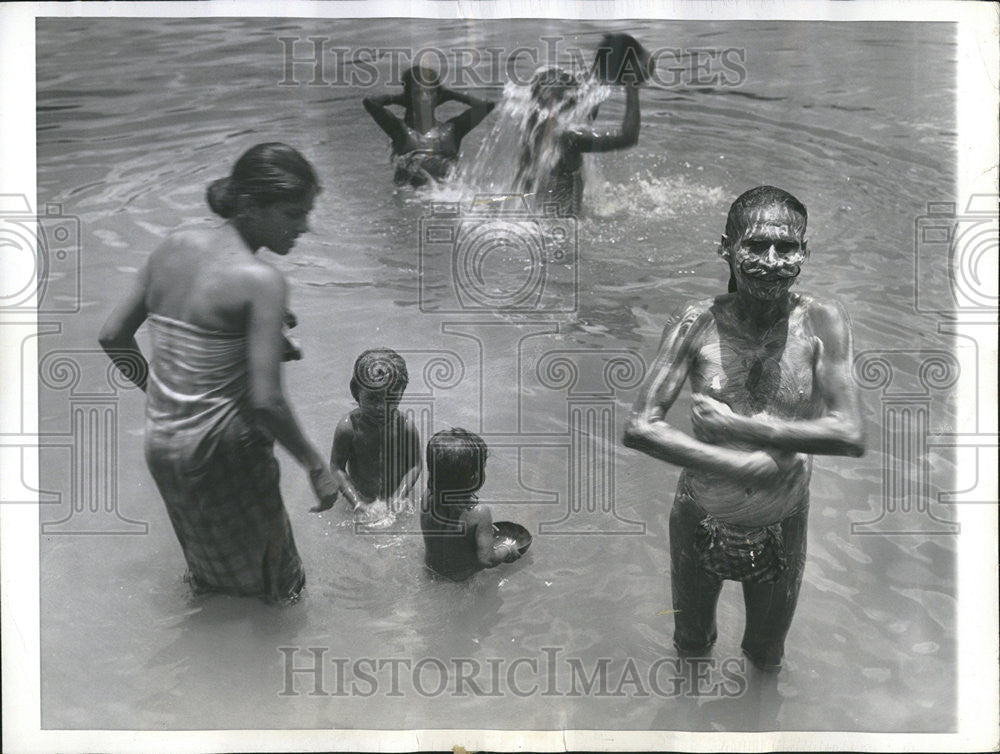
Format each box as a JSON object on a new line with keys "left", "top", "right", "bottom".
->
{"left": 144, "top": 314, "right": 305, "bottom": 603}
{"left": 669, "top": 485, "right": 808, "bottom": 671}
{"left": 695, "top": 515, "right": 787, "bottom": 584}
{"left": 393, "top": 150, "right": 453, "bottom": 187}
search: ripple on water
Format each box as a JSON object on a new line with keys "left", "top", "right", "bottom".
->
{"left": 861, "top": 667, "right": 892, "bottom": 683}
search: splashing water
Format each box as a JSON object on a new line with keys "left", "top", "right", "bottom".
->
{"left": 586, "top": 170, "right": 727, "bottom": 220}
{"left": 438, "top": 76, "right": 725, "bottom": 222}
{"left": 441, "top": 76, "right": 612, "bottom": 205}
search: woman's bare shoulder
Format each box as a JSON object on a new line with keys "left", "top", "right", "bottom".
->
{"left": 155, "top": 228, "right": 278, "bottom": 278}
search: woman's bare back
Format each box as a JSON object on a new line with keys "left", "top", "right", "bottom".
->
{"left": 144, "top": 227, "right": 279, "bottom": 333}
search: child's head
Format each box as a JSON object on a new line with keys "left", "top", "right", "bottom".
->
{"left": 351, "top": 348, "right": 409, "bottom": 412}
{"left": 426, "top": 428, "right": 488, "bottom": 497}
{"left": 401, "top": 65, "right": 443, "bottom": 101}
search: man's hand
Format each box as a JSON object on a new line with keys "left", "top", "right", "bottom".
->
{"left": 735, "top": 448, "right": 806, "bottom": 483}
{"left": 691, "top": 393, "right": 739, "bottom": 444}
{"left": 309, "top": 466, "right": 340, "bottom": 512}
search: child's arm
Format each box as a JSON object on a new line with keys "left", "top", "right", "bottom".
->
{"left": 389, "top": 418, "right": 423, "bottom": 507}
{"left": 464, "top": 505, "right": 499, "bottom": 567}
{"left": 324, "top": 415, "right": 363, "bottom": 511}
{"left": 465, "top": 505, "right": 517, "bottom": 568}
{"left": 443, "top": 89, "right": 496, "bottom": 142}
{"left": 362, "top": 94, "right": 408, "bottom": 148}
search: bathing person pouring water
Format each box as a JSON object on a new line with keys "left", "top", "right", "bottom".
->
{"left": 515, "top": 33, "right": 647, "bottom": 216}
{"left": 363, "top": 65, "right": 496, "bottom": 188}
{"left": 623, "top": 186, "right": 865, "bottom": 671}
{"left": 99, "top": 143, "right": 340, "bottom": 603}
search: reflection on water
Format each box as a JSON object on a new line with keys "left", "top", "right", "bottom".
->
{"left": 37, "top": 18, "right": 957, "bottom": 733}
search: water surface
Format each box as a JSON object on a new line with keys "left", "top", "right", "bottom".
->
{"left": 37, "top": 18, "right": 957, "bottom": 732}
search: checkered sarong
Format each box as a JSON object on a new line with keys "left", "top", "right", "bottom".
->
{"left": 144, "top": 315, "right": 304, "bottom": 603}
{"left": 695, "top": 515, "right": 786, "bottom": 584}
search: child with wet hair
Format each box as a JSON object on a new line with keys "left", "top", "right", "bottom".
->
{"left": 420, "top": 428, "right": 521, "bottom": 581}
{"left": 319, "top": 349, "right": 422, "bottom": 514}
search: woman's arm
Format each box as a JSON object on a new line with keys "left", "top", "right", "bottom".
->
{"left": 568, "top": 83, "right": 640, "bottom": 154}
{"left": 690, "top": 301, "right": 866, "bottom": 457}
{"left": 622, "top": 303, "right": 795, "bottom": 482}
{"left": 98, "top": 260, "right": 151, "bottom": 392}
{"left": 245, "top": 267, "right": 339, "bottom": 509}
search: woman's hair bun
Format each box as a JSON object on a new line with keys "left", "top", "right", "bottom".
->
{"left": 206, "top": 176, "right": 238, "bottom": 218}
{"left": 206, "top": 143, "right": 320, "bottom": 218}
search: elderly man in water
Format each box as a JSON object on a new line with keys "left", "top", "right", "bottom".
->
{"left": 624, "top": 185, "right": 865, "bottom": 671}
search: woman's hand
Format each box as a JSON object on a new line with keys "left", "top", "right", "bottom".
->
{"left": 691, "top": 393, "right": 740, "bottom": 444}
{"left": 308, "top": 465, "right": 340, "bottom": 512}
{"left": 281, "top": 334, "right": 303, "bottom": 361}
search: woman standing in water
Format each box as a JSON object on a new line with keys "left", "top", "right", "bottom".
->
{"left": 363, "top": 65, "right": 496, "bottom": 187}
{"left": 515, "top": 34, "right": 648, "bottom": 216}
{"left": 99, "top": 142, "right": 339, "bottom": 603}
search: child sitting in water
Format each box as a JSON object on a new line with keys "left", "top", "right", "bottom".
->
{"left": 420, "top": 428, "right": 521, "bottom": 581}
{"left": 316, "top": 349, "right": 422, "bottom": 515}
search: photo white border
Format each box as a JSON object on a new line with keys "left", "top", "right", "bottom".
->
{"left": 2, "top": 1, "right": 997, "bottom": 752}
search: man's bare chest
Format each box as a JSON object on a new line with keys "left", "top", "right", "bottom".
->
{"left": 690, "top": 324, "right": 819, "bottom": 417}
